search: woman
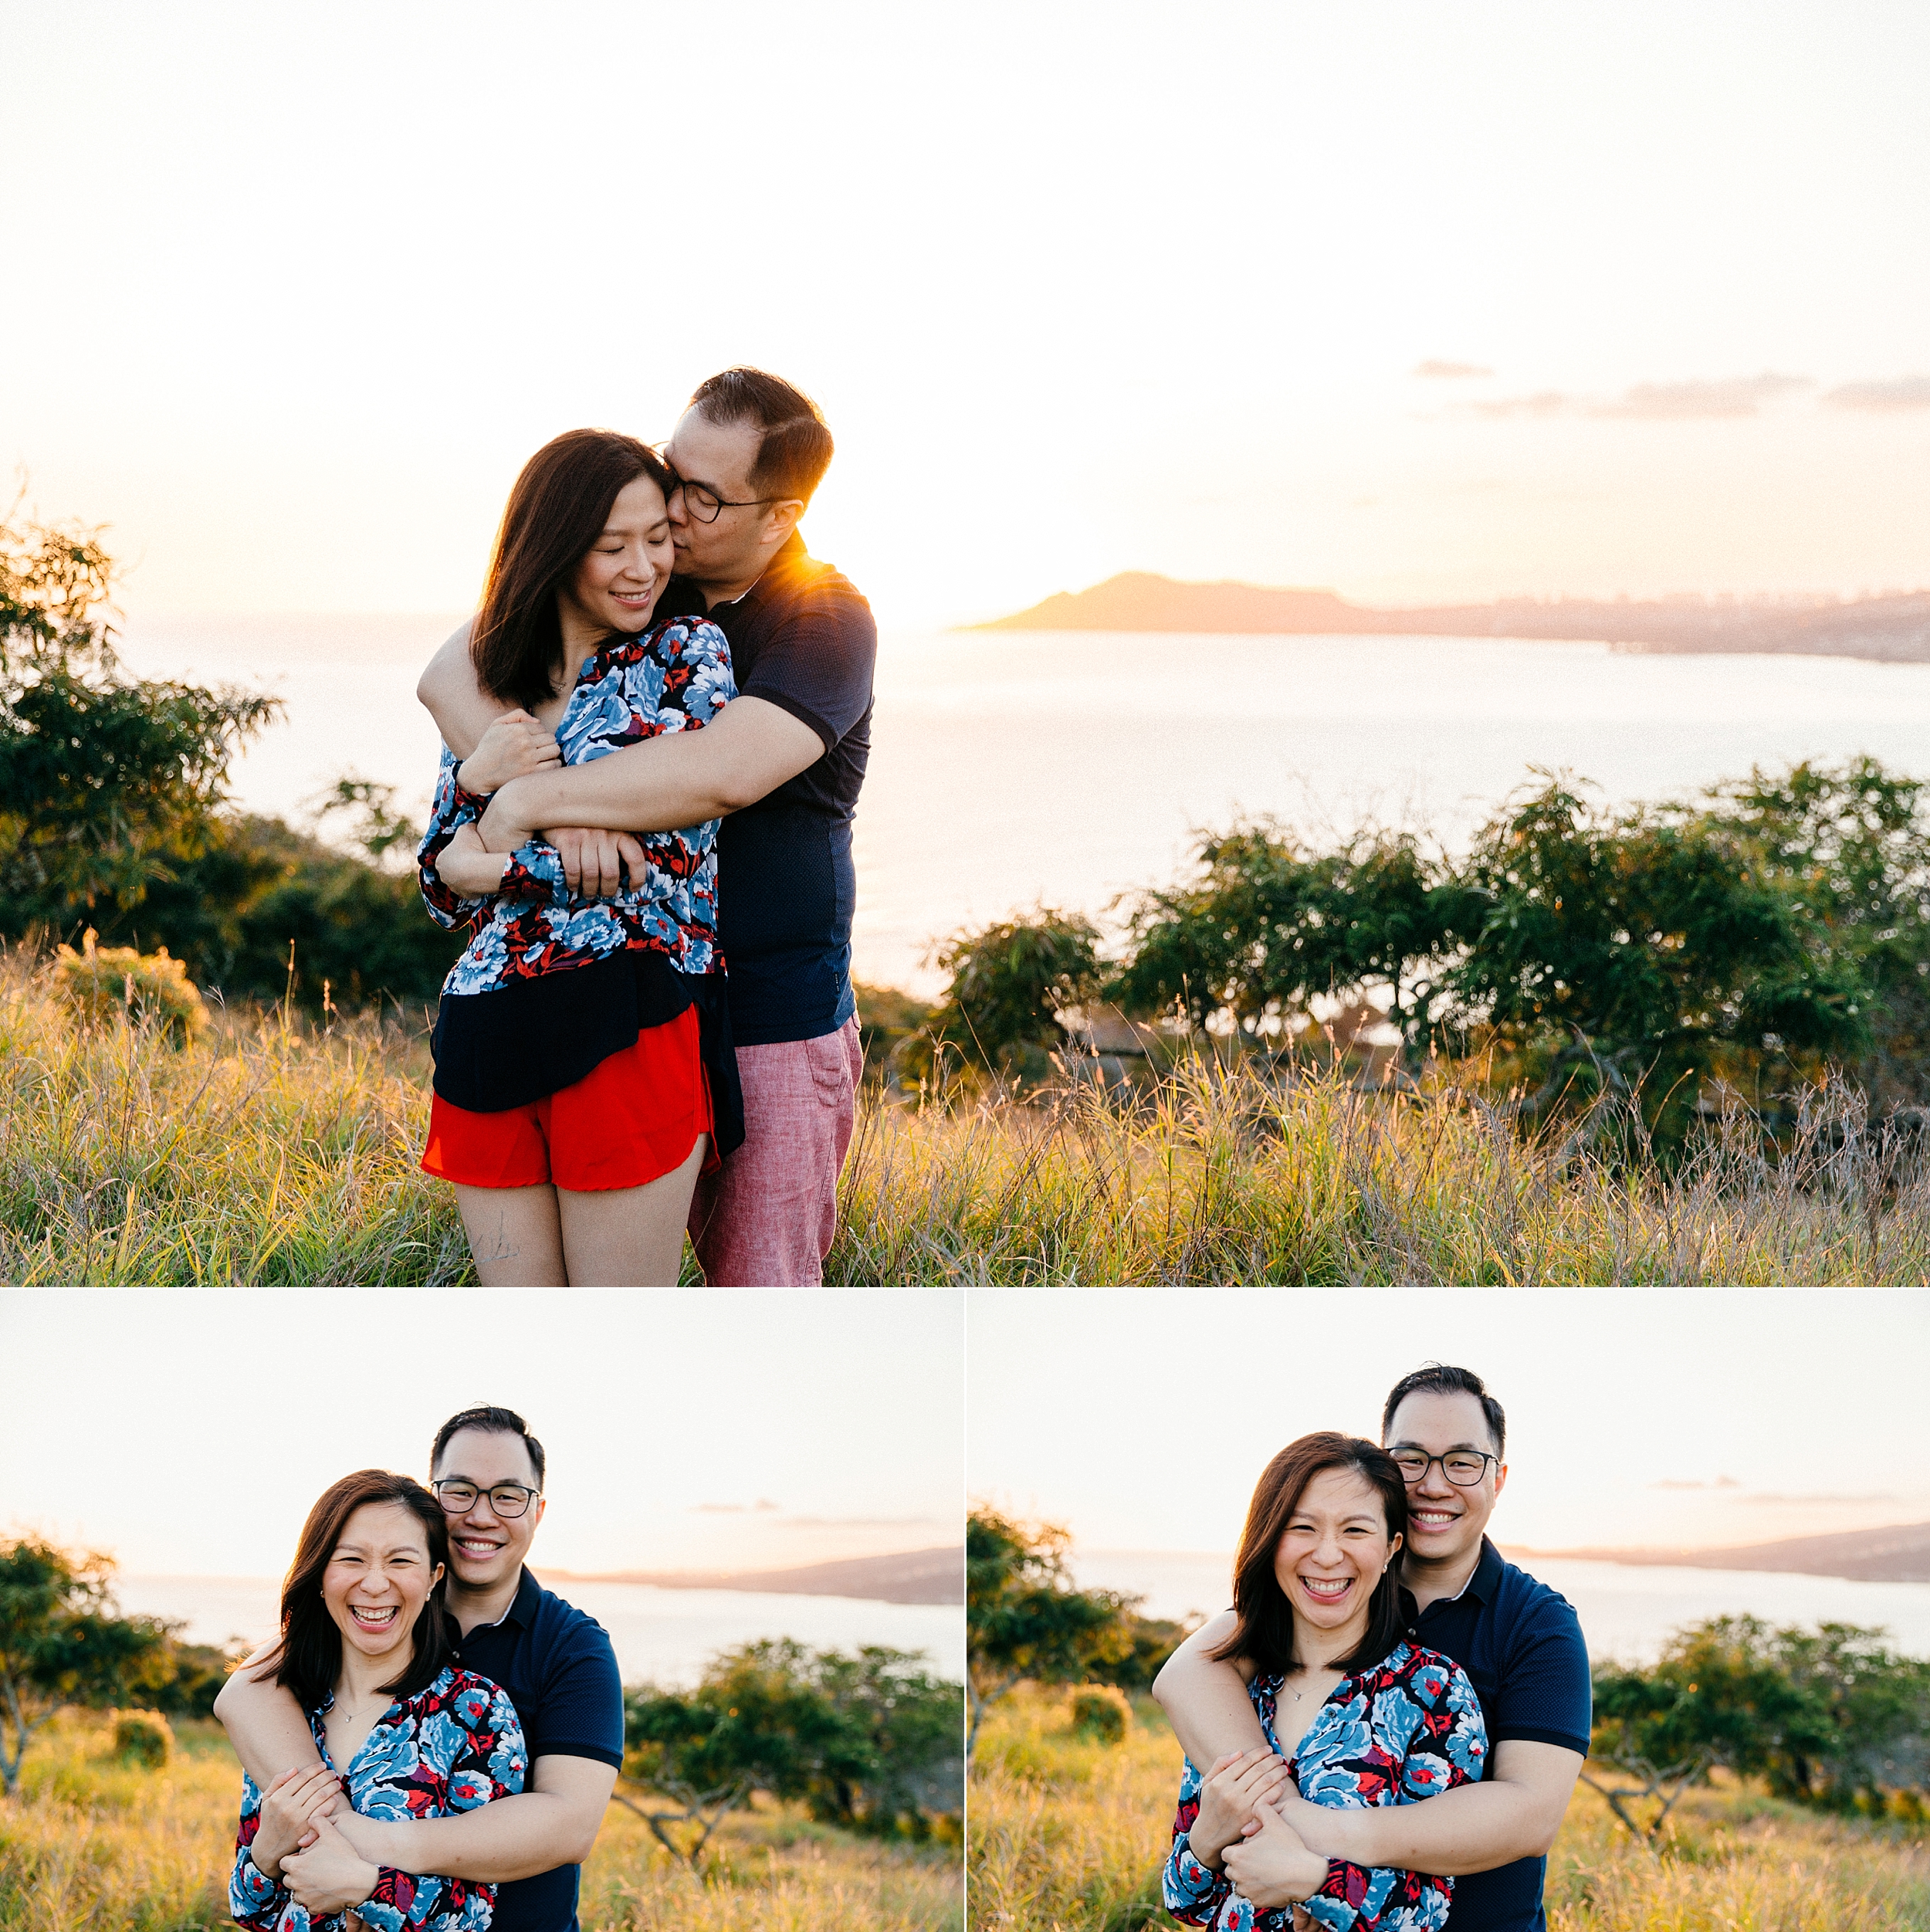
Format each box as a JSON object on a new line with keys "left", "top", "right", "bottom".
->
{"left": 1163, "top": 1435, "right": 1486, "bottom": 1932}
{"left": 418, "top": 428, "right": 742, "bottom": 1286}
{"left": 229, "top": 1470, "right": 524, "bottom": 1932}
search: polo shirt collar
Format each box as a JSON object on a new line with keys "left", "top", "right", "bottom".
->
{"left": 1400, "top": 1535, "right": 1504, "bottom": 1620}
{"left": 719, "top": 530, "right": 809, "bottom": 613}
{"left": 447, "top": 1564, "right": 539, "bottom": 1642}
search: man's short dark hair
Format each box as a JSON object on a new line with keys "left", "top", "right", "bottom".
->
{"left": 1381, "top": 1364, "right": 1506, "bottom": 1458}
{"left": 689, "top": 366, "right": 835, "bottom": 507}
{"left": 431, "top": 1405, "right": 546, "bottom": 1489}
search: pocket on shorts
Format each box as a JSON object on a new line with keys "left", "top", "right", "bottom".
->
{"left": 805, "top": 1028, "right": 855, "bottom": 1107}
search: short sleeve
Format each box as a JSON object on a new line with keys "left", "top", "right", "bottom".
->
{"left": 1488, "top": 1600, "right": 1592, "bottom": 1755}
{"left": 737, "top": 581, "right": 875, "bottom": 753}
{"left": 524, "top": 1618, "right": 624, "bottom": 1768}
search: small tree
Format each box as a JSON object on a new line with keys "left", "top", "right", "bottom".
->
{"left": 0, "top": 495, "right": 278, "bottom": 941}
{"left": 620, "top": 1639, "right": 961, "bottom": 1861}
{"left": 911, "top": 910, "right": 1103, "bottom": 1090}
{"left": 0, "top": 1536, "right": 173, "bottom": 1793}
{"left": 966, "top": 1507, "right": 1135, "bottom": 1757}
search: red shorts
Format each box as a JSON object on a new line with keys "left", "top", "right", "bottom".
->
{"left": 422, "top": 1007, "right": 713, "bottom": 1193}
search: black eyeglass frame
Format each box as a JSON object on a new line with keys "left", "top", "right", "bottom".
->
{"left": 430, "top": 1478, "right": 542, "bottom": 1518}
{"left": 656, "top": 453, "right": 799, "bottom": 525}
{"left": 1388, "top": 1449, "right": 1502, "bottom": 1488}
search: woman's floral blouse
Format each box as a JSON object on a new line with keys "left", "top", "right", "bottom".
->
{"left": 418, "top": 615, "right": 736, "bottom": 994}
{"left": 229, "top": 1665, "right": 527, "bottom": 1932}
{"left": 1163, "top": 1643, "right": 1487, "bottom": 1932}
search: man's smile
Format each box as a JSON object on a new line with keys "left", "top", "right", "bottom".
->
{"left": 453, "top": 1534, "right": 505, "bottom": 1558}
{"left": 1410, "top": 1507, "right": 1461, "bottom": 1531}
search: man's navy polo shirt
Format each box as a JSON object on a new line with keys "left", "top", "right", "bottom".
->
{"left": 1402, "top": 1537, "right": 1591, "bottom": 1932}
{"left": 660, "top": 534, "right": 877, "bottom": 1047}
{"left": 445, "top": 1568, "right": 625, "bottom": 1932}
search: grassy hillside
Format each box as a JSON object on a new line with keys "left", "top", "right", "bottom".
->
{"left": 0, "top": 1713, "right": 960, "bottom": 1932}
{"left": 2, "top": 952, "right": 1925, "bottom": 1283}
{"left": 967, "top": 1686, "right": 1930, "bottom": 1932}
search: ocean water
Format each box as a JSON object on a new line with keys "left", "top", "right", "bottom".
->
{"left": 1068, "top": 1547, "right": 1930, "bottom": 1664}
{"left": 115, "top": 1573, "right": 965, "bottom": 1689}
{"left": 115, "top": 615, "right": 1930, "bottom": 995}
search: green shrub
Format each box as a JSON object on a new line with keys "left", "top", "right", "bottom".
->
{"left": 52, "top": 932, "right": 208, "bottom": 1041}
{"left": 1069, "top": 1686, "right": 1131, "bottom": 1744}
{"left": 111, "top": 1709, "right": 174, "bottom": 1768}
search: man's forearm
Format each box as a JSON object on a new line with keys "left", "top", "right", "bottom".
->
{"left": 493, "top": 735, "right": 733, "bottom": 842}
{"left": 1288, "top": 1778, "right": 1561, "bottom": 1876}
{"left": 212, "top": 1659, "right": 325, "bottom": 1788}
{"left": 334, "top": 1789, "right": 598, "bottom": 1885}
{"left": 1151, "top": 1621, "right": 1268, "bottom": 1768}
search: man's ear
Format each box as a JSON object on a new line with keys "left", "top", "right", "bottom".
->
{"left": 760, "top": 499, "right": 805, "bottom": 549}
{"left": 1492, "top": 1461, "right": 1508, "bottom": 1500}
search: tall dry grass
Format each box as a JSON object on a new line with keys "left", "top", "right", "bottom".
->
{"left": 831, "top": 1056, "right": 1930, "bottom": 1283}
{"left": 967, "top": 1686, "right": 1930, "bottom": 1932}
{"left": 0, "top": 1712, "right": 960, "bottom": 1932}
{"left": 4, "top": 948, "right": 1924, "bottom": 1283}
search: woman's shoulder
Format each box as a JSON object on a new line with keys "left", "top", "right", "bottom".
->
{"left": 411, "top": 1665, "right": 517, "bottom": 1723}
{"left": 1361, "top": 1642, "right": 1474, "bottom": 1705}
{"left": 647, "top": 612, "right": 730, "bottom": 656}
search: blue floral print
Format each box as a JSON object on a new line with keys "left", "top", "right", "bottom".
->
{"left": 229, "top": 1665, "right": 526, "bottom": 1932}
{"left": 1163, "top": 1642, "right": 1486, "bottom": 1932}
{"left": 418, "top": 615, "right": 736, "bottom": 991}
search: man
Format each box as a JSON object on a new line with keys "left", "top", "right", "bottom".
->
{"left": 1151, "top": 1364, "right": 1590, "bottom": 1932}
{"left": 418, "top": 368, "right": 877, "bottom": 1286}
{"left": 212, "top": 1406, "right": 623, "bottom": 1931}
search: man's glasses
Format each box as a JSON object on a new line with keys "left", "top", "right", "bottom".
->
{"left": 431, "top": 1480, "right": 540, "bottom": 1518}
{"left": 1389, "top": 1449, "right": 1500, "bottom": 1487}
{"left": 657, "top": 455, "right": 791, "bottom": 525}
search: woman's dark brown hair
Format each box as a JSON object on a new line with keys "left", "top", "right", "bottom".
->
{"left": 253, "top": 1469, "right": 453, "bottom": 1710}
{"left": 471, "top": 429, "right": 673, "bottom": 712}
{"left": 1209, "top": 1432, "right": 1410, "bottom": 1677}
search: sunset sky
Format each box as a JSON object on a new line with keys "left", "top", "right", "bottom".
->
{"left": 8, "top": 3, "right": 1928, "bottom": 630}
{"left": 0, "top": 1290, "right": 963, "bottom": 1578}
{"left": 968, "top": 1288, "right": 1930, "bottom": 1557}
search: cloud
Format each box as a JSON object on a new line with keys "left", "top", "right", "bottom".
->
{"left": 1742, "top": 1490, "right": 1895, "bottom": 1505}
{"left": 1649, "top": 1475, "right": 1742, "bottom": 1491}
{"left": 1590, "top": 373, "right": 1813, "bottom": 419}
{"left": 1461, "top": 372, "right": 1813, "bottom": 423}
{"left": 1414, "top": 358, "right": 1494, "bottom": 379}
{"left": 777, "top": 1514, "right": 948, "bottom": 1529}
{"left": 1823, "top": 374, "right": 1930, "bottom": 412}
{"left": 1467, "top": 391, "right": 1570, "bottom": 419}
{"left": 691, "top": 1499, "right": 781, "bottom": 1513}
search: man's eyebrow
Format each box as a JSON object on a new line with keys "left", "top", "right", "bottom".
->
{"left": 1388, "top": 1439, "right": 1490, "bottom": 1453}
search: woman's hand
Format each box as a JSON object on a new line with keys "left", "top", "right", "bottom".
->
{"left": 1189, "top": 1747, "right": 1293, "bottom": 1868}
{"left": 281, "top": 1811, "right": 381, "bottom": 1919}
{"left": 457, "top": 710, "right": 561, "bottom": 796}
{"left": 1221, "top": 1802, "right": 1326, "bottom": 1911}
{"left": 435, "top": 822, "right": 512, "bottom": 897}
{"left": 249, "top": 1764, "right": 344, "bottom": 1877}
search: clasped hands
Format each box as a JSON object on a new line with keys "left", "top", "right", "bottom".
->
{"left": 1194, "top": 1749, "right": 1327, "bottom": 1925}
{"left": 448, "top": 709, "right": 644, "bottom": 898}
{"left": 249, "top": 1766, "right": 381, "bottom": 1920}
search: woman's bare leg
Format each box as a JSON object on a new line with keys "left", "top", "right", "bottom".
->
{"left": 557, "top": 1137, "right": 708, "bottom": 1286}
{"left": 452, "top": 1183, "right": 567, "bottom": 1286}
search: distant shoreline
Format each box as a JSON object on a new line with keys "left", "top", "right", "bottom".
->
{"left": 533, "top": 1545, "right": 964, "bottom": 1607}
{"left": 1502, "top": 1520, "right": 1930, "bottom": 1586}
{"left": 970, "top": 571, "right": 1930, "bottom": 666}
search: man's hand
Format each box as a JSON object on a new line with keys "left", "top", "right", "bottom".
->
{"left": 547, "top": 827, "right": 648, "bottom": 898}
{"left": 476, "top": 781, "right": 540, "bottom": 856}
{"left": 1264, "top": 1784, "right": 1364, "bottom": 1862}
{"left": 457, "top": 710, "right": 562, "bottom": 796}
{"left": 435, "top": 822, "right": 513, "bottom": 897}
{"left": 1221, "top": 1802, "right": 1326, "bottom": 1912}
{"left": 281, "top": 1811, "right": 380, "bottom": 1918}
{"left": 248, "top": 1765, "right": 344, "bottom": 1877}
{"left": 1190, "top": 1748, "right": 1293, "bottom": 1869}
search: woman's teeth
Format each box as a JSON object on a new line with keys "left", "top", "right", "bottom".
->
{"left": 1300, "top": 1576, "right": 1353, "bottom": 1598}
{"left": 351, "top": 1605, "right": 398, "bottom": 1625}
